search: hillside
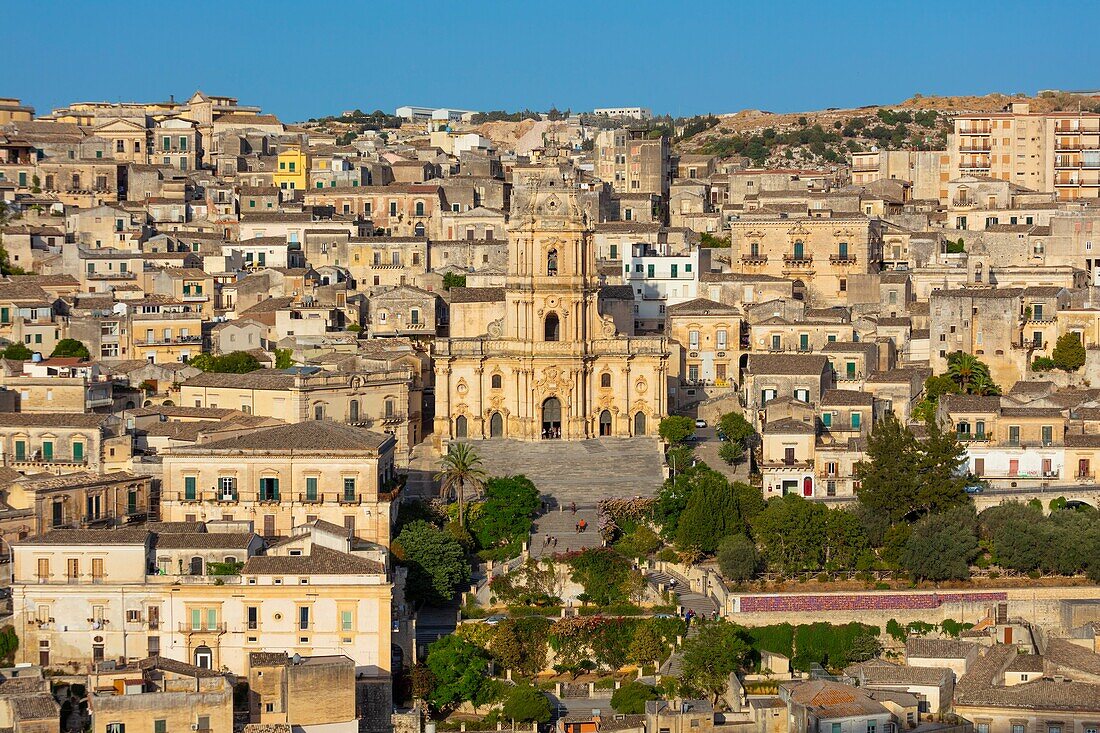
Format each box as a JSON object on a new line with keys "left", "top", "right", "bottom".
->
{"left": 679, "top": 92, "right": 1100, "bottom": 168}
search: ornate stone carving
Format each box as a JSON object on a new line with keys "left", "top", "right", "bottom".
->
{"left": 486, "top": 318, "right": 503, "bottom": 338}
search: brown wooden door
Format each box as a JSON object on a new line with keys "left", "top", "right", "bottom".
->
{"left": 1004, "top": 627, "right": 1013, "bottom": 644}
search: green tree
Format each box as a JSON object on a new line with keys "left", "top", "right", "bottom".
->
{"left": 1052, "top": 332, "right": 1086, "bottom": 371}
{"left": 717, "top": 534, "right": 757, "bottom": 582}
{"left": 470, "top": 475, "right": 540, "bottom": 551}
{"left": 436, "top": 443, "right": 487, "bottom": 528}
{"left": 628, "top": 624, "right": 669, "bottom": 667}
{"left": 50, "top": 338, "right": 90, "bottom": 359}
{"left": 678, "top": 621, "right": 751, "bottom": 703}
{"left": 659, "top": 416, "right": 695, "bottom": 445}
{"left": 845, "top": 632, "right": 883, "bottom": 665}
{"left": 410, "top": 662, "right": 435, "bottom": 701}
{"left": 718, "top": 411, "right": 755, "bottom": 456}
{"left": 490, "top": 617, "right": 550, "bottom": 677}
{"left": 187, "top": 353, "right": 216, "bottom": 371}
{"left": 611, "top": 681, "right": 659, "bottom": 714}
{"left": 855, "top": 412, "right": 968, "bottom": 524}
{"left": 567, "top": 548, "right": 632, "bottom": 606}
{"left": 424, "top": 635, "right": 495, "bottom": 712}
{"left": 675, "top": 472, "right": 745, "bottom": 553}
{"left": 394, "top": 520, "right": 470, "bottom": 606}
{"left": 1, "top": 343, "right": 32, "bottom": 361}
{"left": 502, "top": 683, "right": 551, "bottom": 723}
{"left": 274, "top": 348, "right": 294, "bottom": 369}
{"left": 442, "top": 272, "right": 467, "bottom": 290}
{"left": 901, "top": 506, "right": 979, "bottom": 582}
{"left": 0, "top": 626, "right": 17, "bottom": 666}
{"left": 751, "top": 496, "right": 869, "bottom": 572}
{"left": 946, "top": 352, "right": 998, "bottom": 395}
{"left": 212, "top": 351, "right": 262, "bottom": 373}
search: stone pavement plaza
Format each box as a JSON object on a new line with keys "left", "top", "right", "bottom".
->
{"left": 407, "top": 437, "right": 666, "bottom": 506}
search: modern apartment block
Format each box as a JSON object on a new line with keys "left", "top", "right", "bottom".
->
{"left": 949, "top": 101, "right": 1100, "bottom": 200}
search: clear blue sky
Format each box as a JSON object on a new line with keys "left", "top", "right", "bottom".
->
{"left": 9, "top": 0, "right": 1100, "bottom": 121}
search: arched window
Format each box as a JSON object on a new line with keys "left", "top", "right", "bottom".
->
{"left": 600, "top": 373, "right": 612, "bottom": 388}
{"left": 633, "top": 412, "right": 647, "bottom": 436}
{"left": 349, "top": 400, "right": 359, "bottom": 423}
{"left": 414, "top": 222, "right": 425, "bottom": 237}
{"left": 415, "top": 200, "right": 425, "bottom": 216}
{"left": 490, "top": 412, "right": 504, "bottom": 438}
{"left": 547, "top": 249, "right": 558, "bottom": 276}
{"left": 314, "top": 404, "right": 326, "bottom": 421}
{"left": 544, "top": 313, "right": 560, "bottom": 342}
{"left": 455, "top": 415, "right": 467, "bottom": 438}
{"left": 599, "top": 410, "right": 612, "bottom": 436}
{"left": 384, "top": 398, "right": 395, "bottom": 418}
{"left": 189, "top": 556, "right": 203, "bottom": 575}
{"left": 491, "top": 374, "right": 502, "bottom": 389}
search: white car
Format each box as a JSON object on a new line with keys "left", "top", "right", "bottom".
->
{"left": 694, "top": 419, "right": 707, "bottom": 428}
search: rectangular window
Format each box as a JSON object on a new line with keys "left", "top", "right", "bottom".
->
{"left": 190, "top": 608, "right": 201, "bottom": 630}
{"left": 868, "top": 723, "right": 876, "bottom": 733}
{"left": 822, "top": 412, "right": 832, "bottom": 427}
{"left": 305, "top": 477, "right": 318, "bottom": 501}
{"left": 343, "top": 477, "right": 356, "bottom": 502}
{"left": 42, "top": 441, "right": 53, "bottom": 461}
{"left": 671, "top": 264, "right": 678, "bottom": 278}
{"left": 184, "top": 476, "right": 196, "bottom": 501}
{"left": 689, "top": 330, "right": 700, "bottom": 349}
{"left": 162, "top": 136, "right": 170, "bottom": 151}
{"left": 851, "top": 412, "right": 862, "bottom": 429}
{"left": 647, "top": 263, "right": 655, "bottom": 278}
{"left": 717, "top": 330, "right": 727, "bottom": 350}
{"left": 15, "top": 440, "right": 25, "bottom": 460}
{"left": 155, "top": 721, "right": 167, "bottom": 733}
{"left": 247, "top": 606, "right": 258, "bottom": 630}
{"left": 299, "top": 606, "right": 310, "bottom": 630}
{"left": 341, "top": 609, "right": 353, "bottom": 631}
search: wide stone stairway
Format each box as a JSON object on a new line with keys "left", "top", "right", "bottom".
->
{"left": 529, "top": 506, "right": 602, "bottom": 558}
{"left": 458, "top": 437, "right": 665, "bottom": 505}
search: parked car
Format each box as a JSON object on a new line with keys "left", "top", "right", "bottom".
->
{"left": 695, "top": 418, "right": 707, "bottom": 428}
{"left": 483, "top": 614, "right": 509, "bottom": 625}
{"left": 965, "top": 484, "right": 985, "bottom": 495}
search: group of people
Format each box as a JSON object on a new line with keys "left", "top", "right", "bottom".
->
{"left": 541, "top": 426, "right": 562, "bottom": 439}
{"left": 543, "top": 534, "right": 559, "bottom": 548}
{"left": 575, "top": 519, "right": 588, "bottom": 533}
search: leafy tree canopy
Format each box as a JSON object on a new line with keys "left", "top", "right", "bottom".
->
{"left": 659, "top": 416, "right": 695, "bottom": 445}
{"left": 424, "top": 635, "right": 495, "bottom": 711}
{"left": 50, "top": 338, "right": 90, "bottom": 359}
{"left": 1052, "top": 332, "right": 1086, "bottom": 371}
{"left": 394, "top": 520, "right": 470, "bottom": 607}
{"left": 611, "top": 681, "right": 659, "bottom": 714}
{"left": 471, "top": 475, "right": 540, "bottom": 551}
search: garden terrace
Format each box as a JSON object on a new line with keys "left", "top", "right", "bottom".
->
{"left": 735, "top": 591, "right": 1007, "bottom": 613}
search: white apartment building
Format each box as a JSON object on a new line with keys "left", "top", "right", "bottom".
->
{"left": 593, "top": 107, "right": 652, "bottom": 120}
{"left": 621, "top": 242, "right": 702, "bottom": 332}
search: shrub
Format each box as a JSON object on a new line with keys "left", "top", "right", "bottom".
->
{"left": 1031, "top": 356, "right": 1056, "bottom": 371}
{"left": 717, "top": 534, "right": 757, "bottom": 582}
{"left": 611, "top": 681, "right": 659, "bottom": 714}
{"left": 1052, "top": 332, "right": 1086, "bottom": 371}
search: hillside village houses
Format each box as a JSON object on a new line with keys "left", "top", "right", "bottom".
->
{"left": 6, "top": 86, "right": 1100, "bottom": 731}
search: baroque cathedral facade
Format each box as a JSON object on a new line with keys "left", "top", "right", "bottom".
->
{"left": 433, "top": 164, "right": 669, "bottom": 445}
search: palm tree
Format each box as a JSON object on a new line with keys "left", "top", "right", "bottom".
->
{"left": 970, "top": 372, "right": 1001, "bottom": 396}
{"left": 947, "top": 352, "right": 990, "bottom": 394}
{"left": 435, "top": 443, "right": 486, "bottom": 527}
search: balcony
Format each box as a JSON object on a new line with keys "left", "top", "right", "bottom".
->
{"left": 782, "top": 255, "right": 813, "bottom": 269}
{"left": 957, "top": 433, "right": 990, "bottom": 442}
{"left": 741, "top": 254, "right": 768, "bottom": 265}
{"left": 958, "top": 126, "right": 992, "bottom": 135}
{"left": 338, "top": 494, "right": 362, "bottom": 506}
{"left": 176, "top": 492, "right": 203, "bottom": 504}
{"left": 851, "top": 164, "right": 879, "bottom": 173}
{"left": 134, "top": 335, "right": 202, "bottom": 346}
{"left": 178, "top": 622, "right": 226, "bottom": 634}
{"left": 1076, "top": 472, "right": 1096, "bottom": 482}
{"left": 829, "top": 254, "right": 857, "bottom": 265}
{"left": 958, "top": 144, "right": 991, "bottom": 153}
{"left": 298, "top": 493, "right": 324, "bottom": 504}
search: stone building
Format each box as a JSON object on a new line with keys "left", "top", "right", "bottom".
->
{"left": 432, "top": 164, "right": 669, "bottom": 445}
{"left": 731, "top": 214, "right": 882, "bottom": 306}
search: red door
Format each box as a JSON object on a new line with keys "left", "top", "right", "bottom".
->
{"left": 1009, "top": 460, "right": 1019, "bottom": 477}
{"left": 803, "top": 477, "right": 813, "bottom": 496}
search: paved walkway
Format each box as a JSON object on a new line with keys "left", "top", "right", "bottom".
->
{"left": 691, "top": 426, "right": 750, "bottom": 483}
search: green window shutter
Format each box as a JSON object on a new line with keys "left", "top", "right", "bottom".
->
{"left": 42, "top": 441, "right": 53, "bottom": 461}
{"left": 14, "top": 441, "right": 25, "bottom": 460}
{"left": 344, "top": 477, "right": 356, "bottom": 501}
{"left": 341, "top": 610, "right": 353, "bottom": 631}
{"left": 671, "top": 264, "right": 678, "bottom": 278}
{"left": 822, "top": 413, "right": 832, "bottom": 428}
{"left": 0, "top": 308, "right": 9, "bottom": 323}
{"left": 191, "top": 609, "right": 201, "bottom": 629}
{"left": 852, "top": 413, "right": 861, "bottom": 429}
{"left": 73, "top": 443, "right": 84, "bottom": 461}
{"left": 272, "top": 478, "right": 280, "bottom": 500}
{"left": 184, "top": 476, "right": 196, "bottom": 500}
{"left": 207, "top": 608, "right": 217, "bottom": 629}
{"left": 306, "top": 477, "right": 317, "bottom": 501}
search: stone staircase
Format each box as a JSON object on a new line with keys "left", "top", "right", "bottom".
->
{"left": 530, "top": 507, "right": 602, "bottom": 558}
{"left": 647, "top": 568, "right": 719, "bottom": 677}
{"left": 457, "top": 437, "right": 665, "bottom": 503}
